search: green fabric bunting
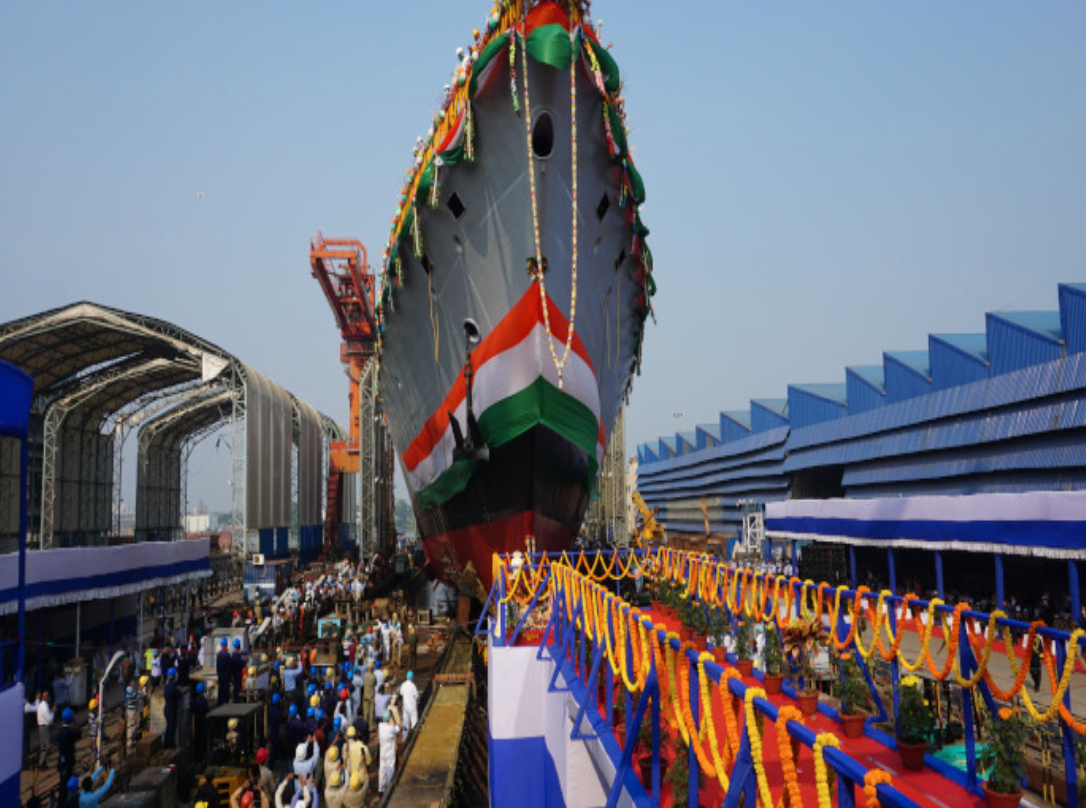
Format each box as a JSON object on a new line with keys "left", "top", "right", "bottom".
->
{"left": 625, "top": 159, "right": 645, "bottom": 205}
{"left": 606, "top": 103, "right": 627, "bottom": 159}
{"left": 525, "top": 24, "right": 574, "bottom": 70}
{"left": 469, "top": 32, "right": 510, "bottom": 98}
{"left": 584, "top": 39, "right": 620, "bottom": 94}
{"left": 438, "top": 144, "right": 465, "bottom": 167}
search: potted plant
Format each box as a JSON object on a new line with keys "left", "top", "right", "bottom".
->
{"left": 709, "top": 606, "right": 730, "bottom": 667}
{"left": 690, "top": 602, "right": 709, "bottom": 651}
{"left": 979, "top": 707, "right": 1028, "bottom": 808}
{"left": 637, "top": 705, "right": 669, "bottom": 785}
{"left": 895, "top": 675, "right": 933, "bottom": 770}
{"left": 836, "top": 652, "right": 870, "bottom": 738}
{"left": 665, "top": 737, "right": 694, "bottom": 805}
{"left": 762, "top": 622, "right": 784, "bottom": 694}
{"left": 783, "top": 614, "right": 826, "bottom": 716}
{"left": 735, "top": 619, "right": 755, "bottom": 677}
{"left": 677, "top": 595, "right": 694, "bottom": 642}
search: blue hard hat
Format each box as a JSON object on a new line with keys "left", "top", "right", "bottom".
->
{"left": 61, "top": 708, "right": 73, "bottom": 723}
{"left": 343, "top": 661, "right": 351, "bottom": 672}
{"left": 289, "top": 704, "right": 298, "bottom": 716}
{"left": 407, "top": 670, "right": 414, "bottom": 680}
{"left": 220, "top": 638, "right": 228, "bottom": 647}
{"left": 316, "top": 709, "right": 324, "bottom": 720}
{"left": 324, "top": 680, "right": 332, "bottom": 690}
{"left": 375, "top": 661, "right": 381, "bottom": 669}
{"left": 307, "top": 683, "right": 316, "bottom": 695}
{"left": 68, "top": 776, "right": 80, "bottom": 792}
{"left": 196, "top": 682, "right": 206, "bottom": 694}
{"left": 272, "top": 661, "right": 280, "bottom": 670}
{"left": 334, "top": 716, "right": 343, "bottom": 729}
{"left": 306, "top": 707, "right": 315, "bottom": 718}
{"left": 271, "top": 693, "right": 281, "bottom": 704}
{"left": 167, "top": 668, "right": 177, "bottom": 678}
{"left": 233, "top": 638, "right": 241, "bottom": 649}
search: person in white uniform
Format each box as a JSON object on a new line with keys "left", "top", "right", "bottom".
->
{"left": 377, "top": 711, "right": 403, "bottom": 795}
{"left": 399, "top": 671, "right": 419, "bottom": 733}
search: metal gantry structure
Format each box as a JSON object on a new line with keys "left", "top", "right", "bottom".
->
{"left": 0, "top": 303, "right": 341, "bottom": 557}
{"left": 584, "top": 407, "right": 628, "bottom": 546}
{"left": 310, "top": 232, "right": 395, "bottom": 559}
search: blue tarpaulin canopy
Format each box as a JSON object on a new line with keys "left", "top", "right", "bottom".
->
{"left": 766, "top": 491, "right": 1086, "bottom": 559}
{"left": 0, "top": 361, "right": 32, "bottom": 439}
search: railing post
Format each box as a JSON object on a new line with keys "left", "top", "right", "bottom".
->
{"left": 849, "top": 545, "right": 857, "bottom": 590}
{"left": 959, "top": 614, "right": 978, "bottom": 790}
{"left": 837, "top": 773, "right": 857, "bottom": 808}
{"left": 1057, "top": 640, "right": 1080, "bottom": 808}
{"left": 994, "top": 553, "right": 1005, "bottom": 612}
{"left": 1069, "top": 560, "right": 1081, "bottom": 625}
{"left": 688, "top": 650, "right": 700, "bottom": 807}
{"left": 934, "top": 550, "right": 945, "bottom": 600}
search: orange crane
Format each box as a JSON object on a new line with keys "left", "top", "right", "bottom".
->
{"left": 310, "top": 232, "right": 378, "bottom": 555}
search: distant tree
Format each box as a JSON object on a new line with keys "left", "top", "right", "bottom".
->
{"left": 395, "top": 499, "right": 416, "bottom": 534}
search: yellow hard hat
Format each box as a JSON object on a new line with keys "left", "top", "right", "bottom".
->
{"left": 139, "top": 676, "right": 149, "bottom": 687}
{"left": 347, "top": 726, "right": 356, "bottom": 738}
{"left": 261, "top": 653, "right": 268, "bottom": 663}
{"left": 310, "top": 695, "right": 320, "bottom": 708}
{"left": 349, "top": 773, "right": 362, "bottom": 791}
{"left": 227, "top": 718, "right": 239, "bottom": 730}
{"left": 330, "top": 771, "right": 343, "bottom": 788}
{"left": 327, "top": 746, "right": 339, "bottom": 762}
{"left": 247, "top": 666, "right": 256, "bottom": 676}
{"left": 88, "top": 698, "right": 98, "bottom": 711}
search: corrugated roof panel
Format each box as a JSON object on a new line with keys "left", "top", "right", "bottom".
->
{"left": 884, "top": 351, "right": 932, "bottom": 404}
{"left": 846, "top": 366, "right": 886, "bottom": 415}
{"left": 987, "top": 311, "right": 1064, "bottom": 376}
{"left": 659, "top": 437, "right": 676, "bottom": 459}
{"left": 788, "top": 384, "right": 848, "bottom": 429}
{"left": 696, "top": 423, "right": 721, "bottom": 449}
{"left": 677, "top": 431, "right": 697, "bottom": 455}
{"left": 930, "top": 334, "right": 989, "bottom": 391}
{"left": 1059, "top": 284, "right": 1086, "bottom": 355}
{"left": 751, "top": 399, "right": 789, "bottom": 433}
{"left": 720, "top": 410, "right": 752, "bottom": 444}
{"left": 638, "top": 443, "right": 658, "bottom": 464}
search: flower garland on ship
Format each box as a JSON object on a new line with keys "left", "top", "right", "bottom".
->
{"left": 374, "top": 0, "right": 655, "bottom": 390}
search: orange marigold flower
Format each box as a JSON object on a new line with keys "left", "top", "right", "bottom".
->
{"left": 998, "top": 707, "right": 1013, "bottom": 721}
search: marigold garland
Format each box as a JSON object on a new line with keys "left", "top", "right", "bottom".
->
{"left": 744, "top": 687, "right": 774, "bottom": 808}
{"left": 697, "top": 653, "right": 732, "bottom": 792}
{"left": 775, "top": 706, "right": 806, "bottom": 808}
{"left": 812, "top": 733, "right": 841, "bottom": 808}
{"left": 862, "top": 770, "right": 892, "bottom": 808}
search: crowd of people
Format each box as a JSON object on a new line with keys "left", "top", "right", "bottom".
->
{"left": 25, "top": 557, "right": 430, "bottom": 808}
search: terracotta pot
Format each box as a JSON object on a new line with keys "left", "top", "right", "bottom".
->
{"left": 982, "top": 783, "right": 1022, "bottom": 808}
{"left": 763, "top": 673, "right": 783, "bottom": 695}
{"left": 797, "top": 691, "right": 819, "bottom": 717}
{"left": 713, "top": 648, "right": 728, "bottom": 667}
{"left": 840, "top": 712, "right": 867, "bottom": 739}
{"left": 736, "top": 658, "right": 754, "bottom": 678}
{"left": 638, "top": 752, "right": 669, "bottom": 786}
{"left": 694, "top": 634, "right": 707, "bottom": 652}
{"left": 897, "top": 740, "right": 927, "bottom": 771}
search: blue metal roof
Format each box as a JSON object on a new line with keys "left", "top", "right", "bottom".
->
{"left": 751, "top": 399, "right": 789, "bottom": 433}
{"left": 884, "top": 351, "right": 931, "bottom": 404}
{"left": 846, "top": 366, "right": 886, "bottom": 415}
{"left": 696, "top": 423, "right": 721, "bottom": 449}
{"left": 788, "top": 384, "right": 848, "bottom": 429}
{"left": 1060, "top": 284, "right": 1086, "bottom": 355}
{"left": 634, "top": 282, "right": 1086, "bottom": 536}
{"left": 930, "top": 333, "right": 989, "bottom": 392}
{"left": 987, "top": 312, "right": 1064, "bottom": 376}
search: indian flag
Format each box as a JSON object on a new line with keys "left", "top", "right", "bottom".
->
{"left": 403, "top": 287, "right": 605, "bottom": 509}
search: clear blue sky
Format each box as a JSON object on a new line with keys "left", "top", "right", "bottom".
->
{"left": 3, "top": 3, "right": 1085, "bottom": 511}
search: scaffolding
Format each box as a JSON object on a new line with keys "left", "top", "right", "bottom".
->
{"left": 584, "top": 408, "right": 628, "bottom": 547}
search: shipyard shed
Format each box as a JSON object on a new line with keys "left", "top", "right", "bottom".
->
{"left": 637, "top": 282, "right": 1086, "bottom": 536}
